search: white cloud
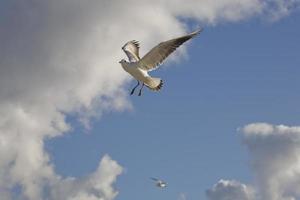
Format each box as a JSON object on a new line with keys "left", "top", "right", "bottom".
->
{"left": 242, "top": 123, "right": 300, "bottom": 200}
{"left": 207, "top": 123, "right": 300, "bottom": 200}
{"left": 206, "top": 179, "right": 255, "bottom": 200}
{"left": 50, "top": 155, "right": 122, "bottom": 200}
{"left": 1, "top": 0, "right": 300, "bottom": 199}
{"left": 261, "top": 0, "right": 300, "bottom": 21}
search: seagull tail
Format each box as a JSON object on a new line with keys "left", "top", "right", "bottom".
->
{"left": 145, "top": 77, "right": 163, "bottom": 91}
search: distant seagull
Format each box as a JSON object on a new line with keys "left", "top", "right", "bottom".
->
{"left": 150, "top": 177, "right": 167, "bottom": 188}
{"left": 119, "top": 28, "right": 203, "bottom": 96}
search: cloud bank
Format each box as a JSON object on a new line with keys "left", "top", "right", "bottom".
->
{"left": 1, "top": 0, "right": 299, "bottom": 199}
{"left": 207, "top": 123, "right": 300, "bottom": 200}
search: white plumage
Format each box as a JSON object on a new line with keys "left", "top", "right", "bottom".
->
{"left": 119, "top": 28, "right": 203, "bottom": 96}
{"left": 150, "top": 177, "right": 167, "bottom": 188}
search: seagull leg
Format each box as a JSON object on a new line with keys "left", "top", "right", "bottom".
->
{"left": 130, "top": 81, "right": 140, "bottom": 95}
{"left": 138, "top": 83, "right": 144, "bottom": 96}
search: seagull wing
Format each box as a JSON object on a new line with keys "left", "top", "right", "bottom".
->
{"left": 150, "top": 177, "right": 159, "bottom": 181}
{"left": 138, "top": 28, "right": 203, "bottom": 71}
{"left": 122, "top": 40, "right": 140, "bottom": 62}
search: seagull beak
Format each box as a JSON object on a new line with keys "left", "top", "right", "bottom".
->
{"left": 118, "top": 60, "right": 122, "bottom": 63}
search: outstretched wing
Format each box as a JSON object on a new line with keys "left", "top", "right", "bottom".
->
{"left": 150, "top": 177, "right": 159, "bottom": 181}
{"left": 122, "top": 40, "right": 140, "bottom": 62}
{"left": 138, "top": 28, "right": 203, "bottom": 71}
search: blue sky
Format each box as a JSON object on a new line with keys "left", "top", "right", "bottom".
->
{"left": 46, "top": 11, "right": 300, "bottom": 200}
{"left": 1, "top": 1, "right": 300, "bottom": 200}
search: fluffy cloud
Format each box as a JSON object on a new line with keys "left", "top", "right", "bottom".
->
{"left": 206, "top": 179, "right": 255, "bottom": 200}
{"left": 50, "top": 155, "right": 122, "bottom": 200}
{"left": 242, "top": 123, "right": 300, "bottom": 200}
{"left": 207, "top": 123, "right": 300, "bottom": 200}
{"left": 1, "top": 0, "right": 300, "bottom": 199}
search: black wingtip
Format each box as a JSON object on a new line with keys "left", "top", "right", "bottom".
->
{"left": 190, "top": 27, "right": 204, "bottom": 36}
{"left": 155, "top": 79, "right": 163, "bottom": 91}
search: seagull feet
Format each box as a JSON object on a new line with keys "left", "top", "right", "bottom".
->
{"left": 138, "top": 91, "right": 142, "bottom": 96}
{"left": 130, "top": 89, "right": 135, "bottom": 95}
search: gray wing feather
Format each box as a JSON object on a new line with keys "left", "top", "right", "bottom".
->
{"left": 122, "top": 40, "right": 140, "bottom": 62}
{"left": 150, "top": 177, "right": 159, "bottom": 181}
{"left": 138, "top": 28, "right": 203, "bottom": 71}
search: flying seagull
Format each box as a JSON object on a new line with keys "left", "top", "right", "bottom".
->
{"left": 150, "top": 177, "right": 167, "bottom": 188}
{"left": 119, "top": 28, "right": 203, "bottom": 96}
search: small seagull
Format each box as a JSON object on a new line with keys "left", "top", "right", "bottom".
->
{"left": 150, "top": 177, "right": 167, "bottom": 188}
{"left": 119, "top": 28, "right": 203, "bottom": 96}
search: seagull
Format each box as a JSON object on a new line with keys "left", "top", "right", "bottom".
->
{"left": 150, "top": 177, "right": 167, "bottom": 188}
{"left": 119, "top": 28, "right": 203, "bottom": 96}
